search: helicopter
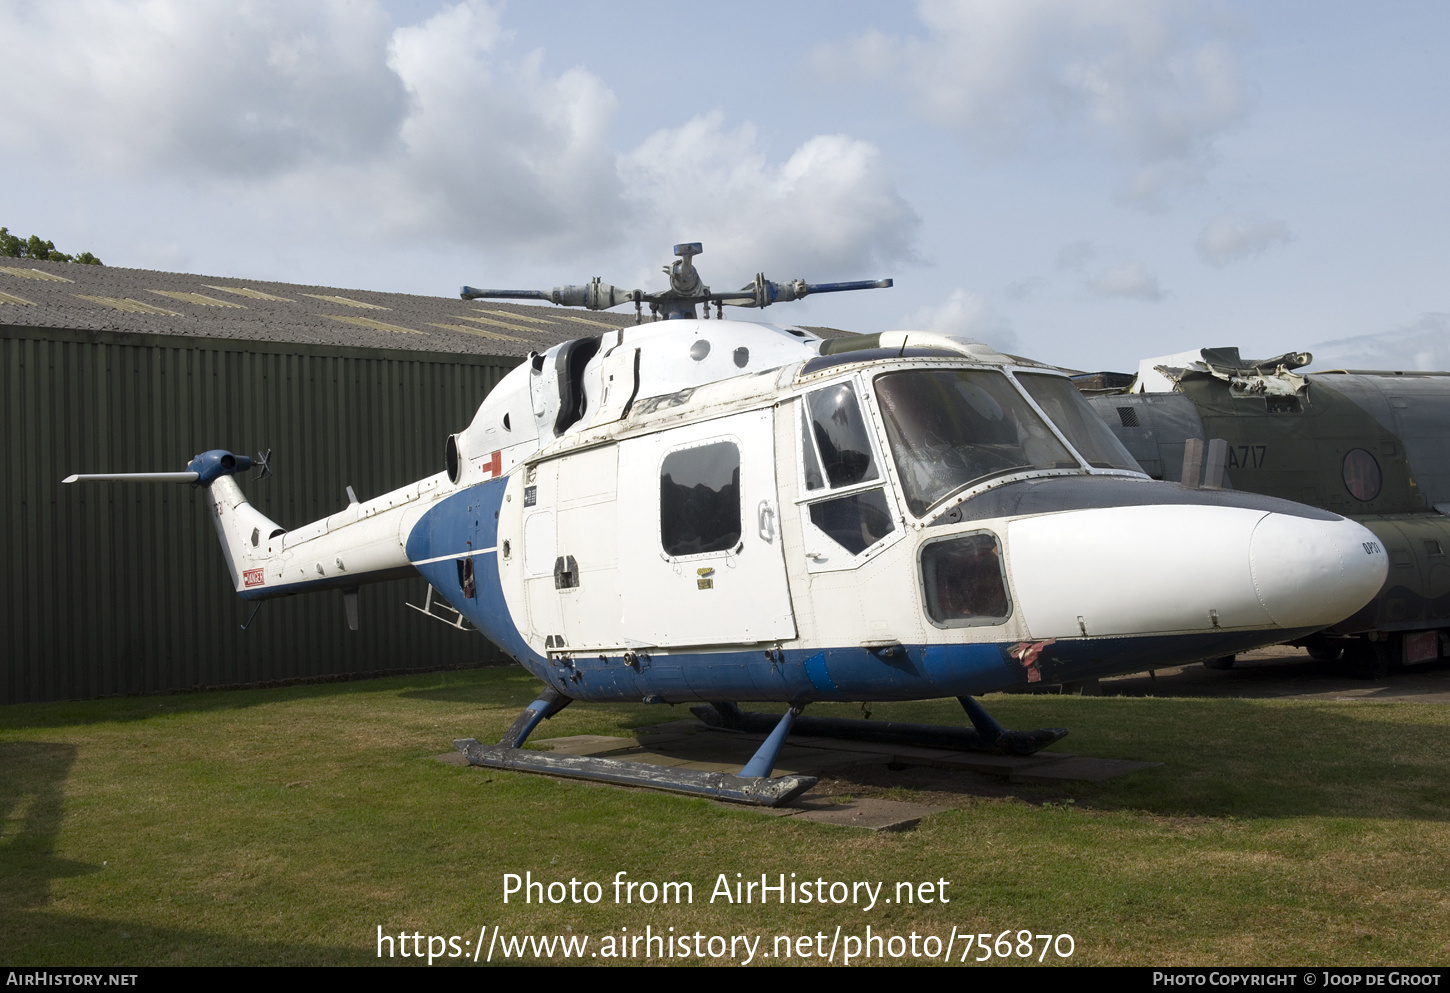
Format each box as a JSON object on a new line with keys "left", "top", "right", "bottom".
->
{"left": 1079, "top": 346, "right": 1450, "bottom": 678}
{"left": 65, "top": 246, "right": 1389, "bottom": 806}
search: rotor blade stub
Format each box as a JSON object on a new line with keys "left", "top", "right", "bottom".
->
{"left": 63, "top": 472, "right": 200, "bottom": 484}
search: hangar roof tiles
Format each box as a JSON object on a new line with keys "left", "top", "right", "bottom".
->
{"left": 0, "top": 258, "right": 642, "bottom": 358}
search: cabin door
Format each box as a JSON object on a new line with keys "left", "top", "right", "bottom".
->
{"left": 617, "top": 408, "right": 796, "bottom": 647}
{"left": 520, "top": 444, "right": 623, "bottom": 651}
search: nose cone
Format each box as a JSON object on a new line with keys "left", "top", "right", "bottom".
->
{"left": 1249, "top": 513, "right": 1387, "bottom": 628}
{"left": 1006, "top": 504, "right": 1387, "bottom": 639}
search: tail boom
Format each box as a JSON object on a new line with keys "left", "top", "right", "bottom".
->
{"left": 67, "top": 448, "right": 427, "bottom": 602}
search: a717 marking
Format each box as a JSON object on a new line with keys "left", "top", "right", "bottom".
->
{"left": 1225, "top": 444, "right": 1267, "bottom": 469}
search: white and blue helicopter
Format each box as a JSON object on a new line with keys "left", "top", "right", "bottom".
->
{"left": 67, "top": 244, "right": 1388, "bottom": 806}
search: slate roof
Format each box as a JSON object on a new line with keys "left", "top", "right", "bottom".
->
{"left": 0, "top": 258, "right": 853, "bottom": 357}
{"left": 0, "top": 258, "right": 644, "bottom": 357}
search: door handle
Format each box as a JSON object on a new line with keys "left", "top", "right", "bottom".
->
{"left": 757, "top": 500, "right": 776, "bottom": 542}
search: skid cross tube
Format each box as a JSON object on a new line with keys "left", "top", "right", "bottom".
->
{"left": 696, "top": 698, "right": 1067, "bottom": 757}
{"left": 454, "top": 691, "right": 817, "bottom": 807}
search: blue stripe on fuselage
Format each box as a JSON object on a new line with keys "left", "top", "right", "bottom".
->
{"left": 524, "top": 627, "right": 1316, "bottom": 705}
{"left": 402, "top": 478, "right": 1320, "bottom": 705}
{"left": 405, "top": 478, "right": 544, "bottom": 677}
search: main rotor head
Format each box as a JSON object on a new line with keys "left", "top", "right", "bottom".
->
{"left": 461, "top": 243, "right": 893, "bottom": 322}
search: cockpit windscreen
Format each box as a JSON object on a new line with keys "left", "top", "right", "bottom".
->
{"left": 875, "top": 369, "right": 1076, "bottom": 516}
{"left": 1014, "top": 373, "right": 1141, "bottom": 472}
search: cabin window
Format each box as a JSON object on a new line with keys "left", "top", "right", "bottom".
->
{"left": 1342, "top": 448, "right": 1382, "bottom": 502}
{"left": 660, "top": 441, "right": 741, "bottom": 557}
{"left": 920, "top": 532, "right": 1010, "bottom": 627}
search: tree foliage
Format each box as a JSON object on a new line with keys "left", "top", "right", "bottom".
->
{"left": 0, "top": 227, "right": 103, "bottom": 265}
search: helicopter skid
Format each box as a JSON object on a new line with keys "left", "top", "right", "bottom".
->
{"left": 452, "top": 738, "right": 817, "bottom": 807}
{"left": 693, "top": 704, "right": 1068, "bottom": 757}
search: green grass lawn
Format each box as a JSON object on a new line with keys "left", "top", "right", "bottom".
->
{"left": 2, "top": 668, "right": 1447, "bottom": 966}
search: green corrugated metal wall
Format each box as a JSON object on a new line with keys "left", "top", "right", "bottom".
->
{"left": 1, "top": 324, "right": 521, "bottom": 703}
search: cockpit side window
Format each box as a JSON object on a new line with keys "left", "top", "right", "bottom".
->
{"left": 797, "top": 382, "right": 897, "bottom": 561}
{"left": 805, "top": 382, "right": 880, "bottom": 488}
{"left": 809, "top": 489, "right": 894, "bottom": 555}
{"left": 1015, "top": 372, "right": 1141, "bottom": 472}
{"left": 801, "top": 412, "right": 825, "bottom": 491}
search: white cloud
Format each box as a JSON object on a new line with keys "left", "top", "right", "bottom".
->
{"left": 376, "top": 1, "right": 625, "bottom": 252}
{"left": 1087, "top": 261, "right": 1165, "bottom": 300}
{"left": 1309, "top": 314, "right": 1450, "bottom": 372}
{"left": 1195, "top": 209, "right": 1294, "bottom": 267}
{"left": 898, "top": 288, "right": 1018, "bottom": 351}
{"left": 812, "top": 0, "right": 1250, "bottom": 209}
{"left": 0, "top": 1, "right": 920, "bottom": 273}
{"left": 619, "top": 114, "right": 920, "bottom": 286}
{"left": 0, "top": 1, "right": 409, "bottom": 176}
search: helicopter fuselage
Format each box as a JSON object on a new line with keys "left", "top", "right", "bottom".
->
{"left": 208, "top": 319, "right": 1388, "bottom": 705}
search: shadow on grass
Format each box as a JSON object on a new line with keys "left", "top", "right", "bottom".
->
{"left": 0, "top": 743, "right": 95, "bottom": 913}
{"left": 798, "top": 694, "right": 1450, "bottom": 822}
{"left": 0, "top": 742, "right": 383, "bottom": 966}
{"left": 0, "top": 665, "right": 520, "bottom": 731}
{"left": 5, "top": 669, "right": 1448, "bottom": 825}
{"left": 398, "top": 669, "right": 550, "bottom": 706}
{"left": 411, "top": 680, "right": 1450, "bottom": 822}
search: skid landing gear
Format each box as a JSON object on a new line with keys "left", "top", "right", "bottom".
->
{"left": 454, "top": 689, "right": 817, "bottom": 807}
{"left": 693, "top": 695, "right": 1068, "bottom": 757}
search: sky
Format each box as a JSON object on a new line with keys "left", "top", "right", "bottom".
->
{"left": 2, "top": 0, "right": 1447, "bottom": 373}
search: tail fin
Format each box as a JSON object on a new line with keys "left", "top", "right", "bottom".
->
{"left": 206, "top": 473, "right": 285, "bottom": 594}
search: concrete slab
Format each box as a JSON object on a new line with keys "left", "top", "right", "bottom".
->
{"left": 790, "top": 798, "right": 948, "bottom": 832}
{"left": 536, "top": 735, "right": 639, "bottom": 757}
{"left": 636, "top": 719, "right": 710, "bottom": 735}
{"left": 633, "top": 732, "right": 699, "bottom": 748}
{"left": 725, "top": 794, "right": 948, "bottom": 831}
{"left": 599, "top": 749, "right": 700, "bottom": 769}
